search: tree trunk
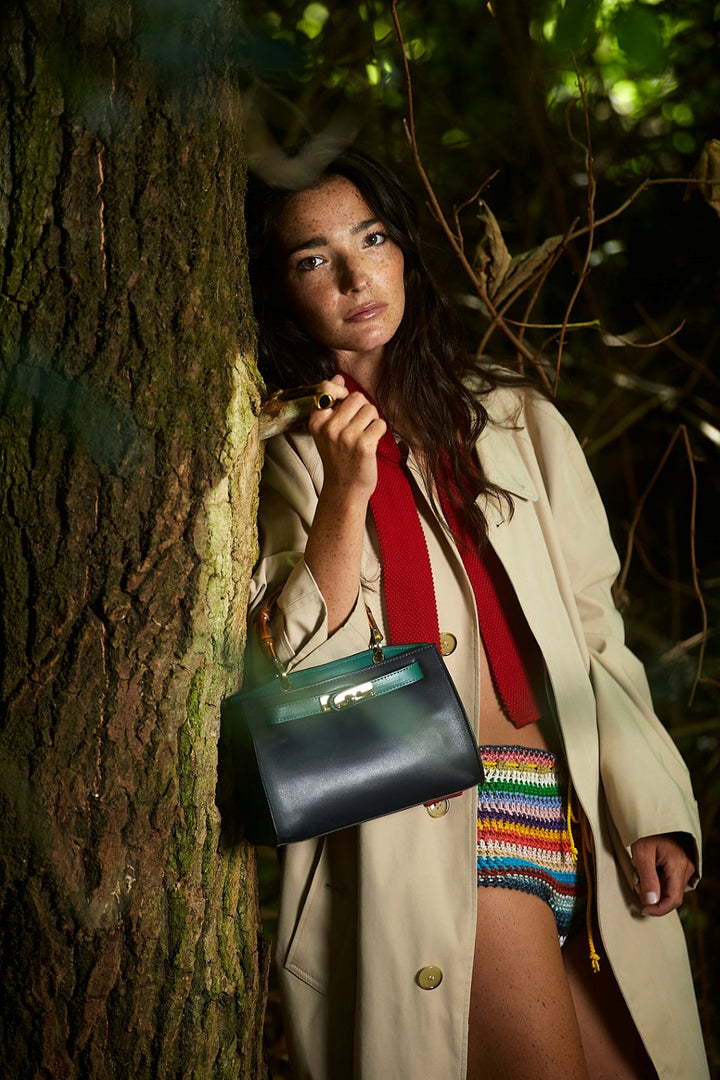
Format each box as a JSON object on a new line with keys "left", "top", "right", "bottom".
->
{"left": 0, "top": 2, "right": 267, "bottom": 1077}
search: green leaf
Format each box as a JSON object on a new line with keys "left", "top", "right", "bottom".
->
{"left": 441, "top": 127, "right": 471, "bottom": 149}
{"left": 554, "top": 0, "right": 599, "bottom": 53}
{"left": 612, "top": 5, "right": 666, "bottom": 75}
{"left": 296, "top": 2, "right": 329, "bottom": 40}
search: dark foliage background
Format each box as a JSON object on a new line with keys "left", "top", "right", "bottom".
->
{"left": 236, "top": 1, "right": 719, "bottom": 1074}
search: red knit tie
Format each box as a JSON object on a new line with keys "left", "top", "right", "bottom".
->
{"left": 370, "top": 425, "right": 441, "bottom": 648}
{"left": 342, "top": 375, "right": 541, "bottom": 728}
{"left": 437, "top": 472, "right": 542, "bottom": 728}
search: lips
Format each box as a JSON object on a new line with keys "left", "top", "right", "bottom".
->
{"left": 344, "top": 302, "right": 388, "bottom": 322}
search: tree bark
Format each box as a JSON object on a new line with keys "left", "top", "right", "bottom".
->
{"left": 0, "top": 2, "right": 267, "bottom": 1076}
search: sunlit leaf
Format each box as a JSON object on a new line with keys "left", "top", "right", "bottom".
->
{"left": 296, "top": 2, "right": 329, "bottom": 40}
{"left": 405, "top": 37, "right": 431, "bottom": 61}
{"left": 608, "top": 77, "right": 641, "bottom": 116}
{"left": 441, "top": 127, "right": 471, "bottom": 149}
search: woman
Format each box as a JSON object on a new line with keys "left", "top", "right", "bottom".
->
{"left": 245, "top": 148, "right": 707, "bottom": 1079}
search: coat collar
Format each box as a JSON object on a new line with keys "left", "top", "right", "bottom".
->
{"left": 462, "top": 378, "right": 539, "bottom": 504}
{"left": 404, "top": 411, "right": 537, "bottom": 530}
{"left": 476, "top": 414, "right": 538, "bottom": 503}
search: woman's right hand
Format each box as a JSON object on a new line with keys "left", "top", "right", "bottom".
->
{"left": 303, "top": 375, "right": 386, "bottom": 632}
{"left": 307, "top": 375, "right": 387, "bottom": 506}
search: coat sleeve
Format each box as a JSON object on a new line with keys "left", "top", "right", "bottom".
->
{"left": 247, "top": 431, "right": 374, "bottom": 679}
{"left": 522, "top": 394, "right": 702, "bottom": 876}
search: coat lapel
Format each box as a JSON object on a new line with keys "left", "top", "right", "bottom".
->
{"left": 474, "top": 418, "right": 538, "bottom": 525}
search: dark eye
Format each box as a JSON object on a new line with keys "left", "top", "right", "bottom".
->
{"left": 296, "top": 254, "right": 324, "bottom": 272}
{"left": 364, "top": 231, "right": 387, "bottom": 248}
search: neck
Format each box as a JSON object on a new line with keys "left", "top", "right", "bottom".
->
{"left": 335, "top": 350, "right": 383, "bottom": 401}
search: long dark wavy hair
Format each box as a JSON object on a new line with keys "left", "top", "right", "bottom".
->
{"left": 246, "top": 146, "right": 520, "bottom": 544}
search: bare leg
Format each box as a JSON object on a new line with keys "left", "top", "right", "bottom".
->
{"left": 563, "top": 930, "right": 657, "bottom": 1080}
{"left": 467, "top": 887, "right": 590, "bottom": 1080}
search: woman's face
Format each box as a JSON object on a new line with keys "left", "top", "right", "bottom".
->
{"left": 274, "top": 175, "right": 405, "bottom": 382}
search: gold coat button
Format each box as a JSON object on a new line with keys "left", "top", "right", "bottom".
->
{"left": 440, "top": 632, "right": 457, "bottom": 656}
{"left": 417, "top": 965, "right": 443, "bottom": 990}
{"left": 425, "top": 799, "right": 450, "bottom": 818}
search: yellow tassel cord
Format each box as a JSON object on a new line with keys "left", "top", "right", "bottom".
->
{"left": 566, "top": 779, "right": 601, "bottom": 974}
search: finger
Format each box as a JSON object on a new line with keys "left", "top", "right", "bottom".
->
{"left": 312, "top": 377, "right": 351, "bottom": 411}
{"left": 308, "top": 400, "right": 383, "bottom": 458}
{"left": 648, "top": 851, "right": 693, "bottom": 915}
{"left": 315, "top": 408, "right": 386, "bottom": 464}
{"left": 335, "top": 401, "right": 386, "bottom": 444}
{"left": 308, "top": 387, "right": 358, "bottom": 436}
{"left": 352, "top": 414, "right": 387, "bottom": 449}
{"left": 314, "top": 393, "right": 376, "bottom": 430}
{"left": 313, "top": 391, "right": 336, "bottom": 411}
{"left": 631, "top": 843, "right": 662, "bottom": 910}
{"left": 638, "top": 876, "right": 674, "bottom": 917}
{"left": 640, "top": 891, "right": 680, "bottom": 917}
{"left": 632, "top": 838, "right": 692, "bottom": 917}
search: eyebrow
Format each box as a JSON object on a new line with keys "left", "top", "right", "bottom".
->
{"left": 286, "top": 217, "right": 381, "bottom": 257}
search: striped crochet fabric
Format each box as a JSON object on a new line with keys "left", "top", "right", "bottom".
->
{"left": 477, "top": 745, "right": 583, "bottom": 944}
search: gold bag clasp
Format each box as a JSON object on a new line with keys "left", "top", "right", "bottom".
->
{"left": 320, "top": 682, "right": 375, "bottom": 711}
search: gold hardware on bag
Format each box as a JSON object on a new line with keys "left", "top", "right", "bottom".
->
{"left": 257, "top": 587, "right": 292, "bottom": 690}
{"left": 257, "top": 590, "right": 386, "bottom": 691}
{"left": 320, "top": 682, "right": 375, "bottom": 711}
{"left": 365, "top": 606, "right": 386, "bottom": 663}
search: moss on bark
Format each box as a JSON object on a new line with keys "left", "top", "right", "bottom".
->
{"left": 0, "top": 2, "right": 267, "bottom": 1076}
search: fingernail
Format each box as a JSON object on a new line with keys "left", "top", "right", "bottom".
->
{"left": 644, "top": 891, "right": 659, "bottom": 905}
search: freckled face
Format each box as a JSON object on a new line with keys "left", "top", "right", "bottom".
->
{"left": 274, "top": 176, "right": 406, "bottom": 377}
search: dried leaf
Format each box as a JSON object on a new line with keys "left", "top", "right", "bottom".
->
{"left": 474, "top": 201, "right": 512, "bottom": 298}
{"left": 473, "top": 200, "right": 565, "bottom": 307}
{"left": 690, "top": 139, "right": 720, "bottom": 218}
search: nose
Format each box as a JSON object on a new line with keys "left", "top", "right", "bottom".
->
{"left": 337, "top": 255, "right": 369, "bottom": 293}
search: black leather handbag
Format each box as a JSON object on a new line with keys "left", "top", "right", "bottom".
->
{"left": 221, "top": 593, "right": 483, "bottom": 846}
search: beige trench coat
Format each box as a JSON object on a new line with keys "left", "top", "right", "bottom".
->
{"left": 248, "top": 387, "right": 707, "bottom": 1080}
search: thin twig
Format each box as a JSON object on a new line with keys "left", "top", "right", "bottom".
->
{"left": 474, "top": 224, "right": 578, "bottom": 391}
{"left": 505, "top": 318, "right": 600, "bottom": 330}
{"left": 635, "top": 303, "right": 720, "bottom": 392}
{"left": 453, "top": 172, "right": 499, "bottom": 250}
{"left": 584, "top": 393, "right": 679, "bottom": 456}
{"left": 661, "top": 631, "right": 712, "bottom": 663}
{"left": 603, "top": 320, "right": 686, "bottom": 350}
{"left": 555, "top": 69, "right": 595, "bottom": 393}
{"left": 390, "top": 1, "right": 540, "bottom": 368}
{"left": 475, "top": 275, "right": 555, "bottom": 391}
{"left": 631, "top": 531, "right": 705, "bottom": 607}
{"left": 617, "top": 425, "right": 707, "bottom": 705}
{"left": 515, "top": 246, "right": 566, "bottom": 357}
{"left": 565, "top": 176, "right": 706, "bottom": 246}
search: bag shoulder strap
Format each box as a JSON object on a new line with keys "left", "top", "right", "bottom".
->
{"left": 256, "top": 588, "right": 386, "bottom": 682}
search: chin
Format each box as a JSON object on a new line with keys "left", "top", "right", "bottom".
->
{"left": 340, "top": 322, "right": 402, "bottom": 354}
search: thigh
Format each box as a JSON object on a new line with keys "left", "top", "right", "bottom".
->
{"left": 468, "top": 887, "right": 589, "bottom": 1080}
{"left": 563, "top": 930, "right": 657, "bottom": 1080}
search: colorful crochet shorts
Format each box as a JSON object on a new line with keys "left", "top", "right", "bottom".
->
{"left": 477, "top": 745, "right": 584, "bottom": 945}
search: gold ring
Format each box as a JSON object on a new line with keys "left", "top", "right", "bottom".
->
{"left": 313, "top": 392, "right": 335, "bottom": 410}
